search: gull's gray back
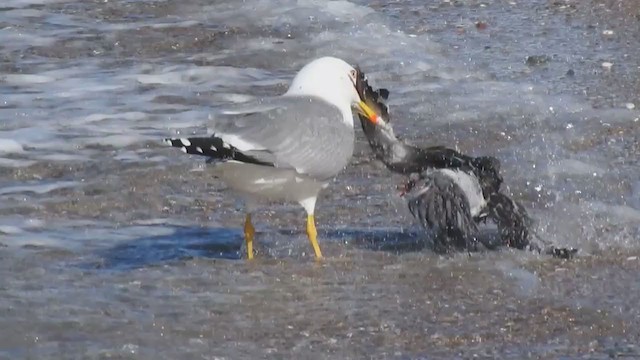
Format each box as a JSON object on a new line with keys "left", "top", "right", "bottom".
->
{"left": 210, "top": 96, "right": 354, "bottom": 181}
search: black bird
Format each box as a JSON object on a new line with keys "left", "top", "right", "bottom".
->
{"left": 355, "top": 70, "right": 576, "bottom": 258}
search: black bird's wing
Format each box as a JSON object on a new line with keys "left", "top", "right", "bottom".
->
{"left": 406, "top": 170, "right": 479, "bottom": 253}
{"left": 488, "top": 193, "right": 579, "bottom": 259}
{"left": 486, "top": 193, "right": 533, "bottom": 250}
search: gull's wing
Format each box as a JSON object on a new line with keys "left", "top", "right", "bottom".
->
{"left": 209, "top": 96, "right": 355, "bottom": 181}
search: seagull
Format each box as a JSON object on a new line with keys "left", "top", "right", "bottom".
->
{"left": 165, "top": 57, "right": 380, "bottom": 259}
{"left": 355, "top": 71, "right": 577, "bottom": 258}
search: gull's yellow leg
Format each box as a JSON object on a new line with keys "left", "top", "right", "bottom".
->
{"left": 244, "top": 213, "right": 255, "bottom": 260}
{"left": 306, "top": 214, "right": 323, "bottom": 259}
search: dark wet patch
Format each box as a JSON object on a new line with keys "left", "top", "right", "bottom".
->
{"left": 334, "top": 227, "right": 510, "bottom": 254}
{"left": 94, "top": 226, "right": 432, "bottom": 270}
{"left": 274, "top": 227, "right": 429, "bottom": 253}
{"left": 94, "top": 227, "right": 242, "bottom": 270}
{"left": 90, "top": 224, "right": 527, "bottom": 272}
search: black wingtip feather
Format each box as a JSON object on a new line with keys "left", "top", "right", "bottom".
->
{"left": 164, "top": 136, "right": 273, "bottom": 166}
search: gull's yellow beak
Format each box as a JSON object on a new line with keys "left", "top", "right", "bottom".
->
{"left": 356, "top": 101, "right": 380, "bottom": 125}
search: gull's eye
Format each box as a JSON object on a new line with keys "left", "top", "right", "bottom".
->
{"left": 349, "top": 69, "right": 357, "bottom": 80}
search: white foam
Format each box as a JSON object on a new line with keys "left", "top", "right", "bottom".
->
{"left": 0, "top": 0, "right": 447, "bottom": 170}
{"left": 149, "top": 20, "right": 201, "bottom": 29}
{"left": 0, "top": 31, "right": 56, "bottom": 49}
{"left": 589, "top": 201, "right": 640, "bottom": 223}
{"left": 113, "top": 151, "right": 143, "bottom": 162}
{"left": 129, "top": 66, "right": 272, "bottom": 87}
{"left": 54, "top": 84, "right": 127, "bottom": 98}
{"left": 81, "top": 112, "right": 148, "bottom": 124}
{"left": 0, "top": 128, "right": 57, "bottom": 145}
{"left": 3, "top": 234, "right": 64, "bottom": 248}
{"left": 0, "top": 225, "right": 23, "bottom": 235}
{"left": 212, "top": 93, "right": 257, "bottom": 104}
{"left": 4, "top": 0, "right": 69, "bottom": 7}
{"left": 38, "top": 153, "right": 90, "bottom": 162}
{"left": 0, "top": 158, "right": 36, "bottom": 168}
{"left": 547, "top": 159, "right": 605, "bottom": 177}
{"left": 110, "top": 225, "right": 177, "bottom": 240}
{"left": 163, "top": 110, "right": 212, "bottom": 130}
{"left": 3, "top": 8, "right": 46, "bottom": 19}
{"left": 1, "top": 73, "right": 55, "bottom": 85}
{"left": 0, "top": 181, "right": 79, "bottom": 196}
{"left": 0, "top": 139, "right": 24, "bottom": 153}
{"left": 80, "top": 134, "right": 143, "bottom": 148}
{"left": 0, "top": 220, "right": 46, "bottom": 247}
{"left": 323, "top": 0, "right": 376, "bottom": 19}
{"left": 131, "top": 218, "right": 190, "bottom": 226}
{"left": 0, "top": 217, "right": 45, "bottom": 234}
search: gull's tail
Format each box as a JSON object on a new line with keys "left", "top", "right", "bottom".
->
{"left": 163, "top": 136, "right": 272, "bottom": 166}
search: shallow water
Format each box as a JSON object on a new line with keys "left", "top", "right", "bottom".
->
{"left": 1, "top": 0, "right": 639, "bottom": 358}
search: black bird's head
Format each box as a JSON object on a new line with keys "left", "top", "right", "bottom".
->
{"left": 398, "top": 172, "right": 422, "bottom": 197}
{"left": 473, "top": 156, "right": 504, "bottom": 195}
{"left": 354, "top": 67, "right": 391, "bottom": 131}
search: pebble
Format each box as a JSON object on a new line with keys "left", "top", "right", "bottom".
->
{"left": 602, "top": 62, "right": 613, "bottom": 69}
{"left": 625, "top": 103, "right": 635, "bottom": 110}
{"left": 602, "top": 30, "right": 614, "bottom": 36}
{"left": 526, "top": 54, "right": 551, "bottom": 66}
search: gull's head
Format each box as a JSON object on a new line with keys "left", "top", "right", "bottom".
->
{"left": 286, "top": 56, "right": 380, "bottom": 126}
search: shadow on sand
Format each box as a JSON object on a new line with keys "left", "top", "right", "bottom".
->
{"left": 94, "top": 226, "right": 436, "bottom": 270}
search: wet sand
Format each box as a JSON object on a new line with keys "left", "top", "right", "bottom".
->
{"left": 1, "top": 0, "right": 639, "bottom": 358}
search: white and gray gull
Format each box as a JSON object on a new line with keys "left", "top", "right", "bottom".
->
{"left": 165, "top": 57, "right": 381, "bottom": 260}
{"left": 355, "top": 70, "right": 577, "bottom": 258}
